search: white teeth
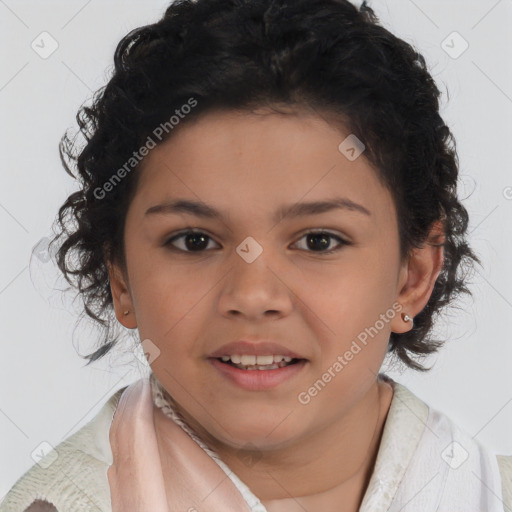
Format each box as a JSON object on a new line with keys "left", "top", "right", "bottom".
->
{"left": 256, "top": 355, "right": 274, "bottom": 365}
{"left": 240, "top": 355, "right": 256, "bottom": 365}
{"left": 219, "top": 354, "right": 296, "bottom": 364}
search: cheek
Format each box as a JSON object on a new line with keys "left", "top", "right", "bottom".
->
{"left": 306, "top": 248, "right": 396, "bottom": 314}
{"left": 127, "top": 255, "right": 210, "bottom": 351}
{"left": 300, "top": 251, "right": 398, "bottom": 364}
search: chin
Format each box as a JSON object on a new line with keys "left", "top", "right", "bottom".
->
{"left": 203, "top": 414, "right": 302, "bottom": 452}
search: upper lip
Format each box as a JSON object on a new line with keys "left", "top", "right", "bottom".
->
{"left": 208, "top": 340, "right": 307, "bottom": 360}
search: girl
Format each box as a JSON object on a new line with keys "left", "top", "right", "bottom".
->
{"left": 2, "top": 0, "right": 511, "bottom": 511}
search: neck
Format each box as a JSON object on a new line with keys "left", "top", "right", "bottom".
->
{"left": 170, "top": 376, "right": 394, "bottom": 507}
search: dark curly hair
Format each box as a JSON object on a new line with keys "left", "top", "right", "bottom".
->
{"left": 48, "top": 0, "right": 480, "bottom": 372}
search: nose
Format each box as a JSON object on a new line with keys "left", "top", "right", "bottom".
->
{"left": 216, "top": 249, "right": 294, "bottom": 321}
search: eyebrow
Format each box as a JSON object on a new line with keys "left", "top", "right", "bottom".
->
{"left": 144, "top": 197, "right": 371, "bottom": 223}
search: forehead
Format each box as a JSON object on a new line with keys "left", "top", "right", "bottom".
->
{"left": 131, "top": 109, "right": 395, "bottom": 224}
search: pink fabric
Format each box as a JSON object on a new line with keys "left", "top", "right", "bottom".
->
{"left": 107, "top": 377, "right": 253, "bottom": 512}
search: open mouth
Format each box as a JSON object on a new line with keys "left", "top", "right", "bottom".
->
{"left": 213, "top": 356, "right": 305, "bottom": 371}
{"left": 208, "top": 355, "right": 308, "bottom": 390}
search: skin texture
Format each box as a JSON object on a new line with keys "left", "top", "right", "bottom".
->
{"left": 107, "top": 108, "right": 444, "bottom": 511}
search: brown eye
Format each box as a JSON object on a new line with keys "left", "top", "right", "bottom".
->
{"left": 164, "top": 230, "right": 219, "bottom": 252}
{"left": 294, "top": 231, "right": 349, "bottom": 254}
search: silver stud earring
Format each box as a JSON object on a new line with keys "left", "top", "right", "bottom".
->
{"left": 402, "top": 313, "right": 413, "bottom": 323}
{"left": 123, "top": 310, "right": 130, "bottom": 316}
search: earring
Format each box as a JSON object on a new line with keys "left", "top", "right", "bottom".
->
{"left": 123, "top": 310, "right": 130, "bottom": 316}
{"left": 402, "top": 313, "right": 413, "bottom": 323}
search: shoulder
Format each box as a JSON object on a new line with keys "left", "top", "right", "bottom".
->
{"left": 388, "top": 378, "right": 512, "bottom": 511}
{"left": 497, "top": 455, "right": 512, "bottom": 512}
{"left": 0, "top": 386, "right": 127, "bottom": 512}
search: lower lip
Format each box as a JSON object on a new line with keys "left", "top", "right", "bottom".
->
{"left": 208, "top": 358, "right": 308, "bottom": 391}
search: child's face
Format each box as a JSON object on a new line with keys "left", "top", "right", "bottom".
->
{"left": 112, "top": 108, "right": 410, "bottom": 449}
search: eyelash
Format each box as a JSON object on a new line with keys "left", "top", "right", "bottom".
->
{"left": 163, "top": 229, "right": 350, "bottom": 255}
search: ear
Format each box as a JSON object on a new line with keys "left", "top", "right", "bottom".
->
{"left": 107, "top": 259, "right": 137, "bottom": 329}
{"left": 391, "top": 220, "right": 445, "bottom": 334}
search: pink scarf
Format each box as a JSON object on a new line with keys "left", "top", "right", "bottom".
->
{"left": 107, "top": 376, "right": 253, "bottom": 511}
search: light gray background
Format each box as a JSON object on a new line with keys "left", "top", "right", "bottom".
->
{"left": 1, "top": 0, "right": 511, "bottom": 499}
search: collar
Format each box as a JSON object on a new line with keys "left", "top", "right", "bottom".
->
{"left": 359, "top": 374, "right": 429, "bottom": 511}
